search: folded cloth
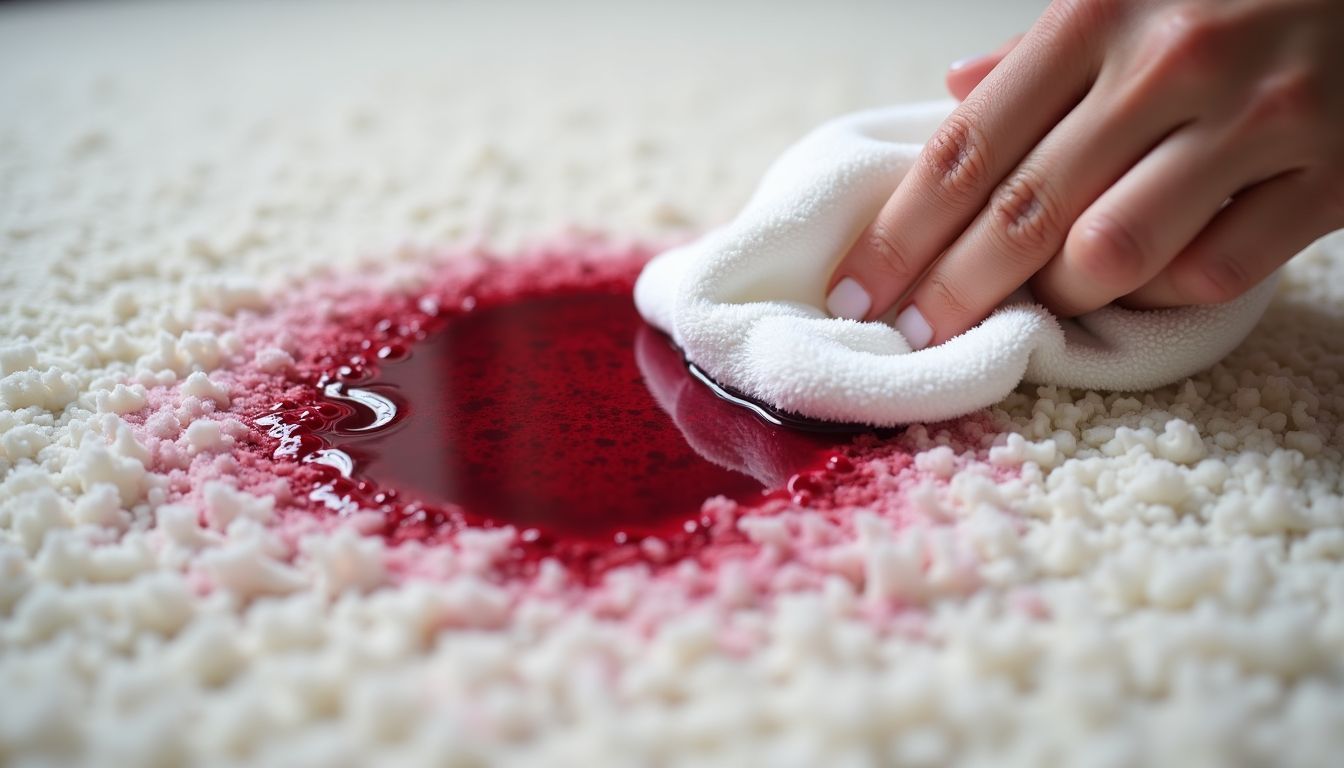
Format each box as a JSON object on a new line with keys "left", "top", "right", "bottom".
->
{"left": 634, "top": 100, "right": 1278, "bottom": 426}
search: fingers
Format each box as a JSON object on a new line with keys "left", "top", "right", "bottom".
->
{"left": 1032, "top": 124, "right": 1285, "bottom": 316}
{"left": 891, "top": 81, "right": 1190, "bottom": 347}
{"left": 946, "top": 35, "right": 1024, "bottom": 101}
{"left": 1123, "top": 170, "right": 1330, "bottom": 308}
{"left": 826, "top": 21, "right": 1096, "bottom": 326}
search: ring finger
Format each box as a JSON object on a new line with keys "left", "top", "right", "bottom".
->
{"left": 1032, "top": 123, "right": 1291, "bottom": 316}
{"left": 1124, "top": 168, "right": 1328, "bottom": 308}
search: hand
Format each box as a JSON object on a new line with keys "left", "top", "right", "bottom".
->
{"left": 825, "top": 0, "right": 1344, "bottom": 350}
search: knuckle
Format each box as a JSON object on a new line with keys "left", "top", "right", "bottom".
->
{"left": 863, "top": 223, "right": 916, "bottom": 280}
{"left": 1147, "top": 6, "right": 1228, "bottom": 79}
{"left": 988, "top": 168, "right": 1067, "bottom": 261}
{"left": 1068, "top": 214, "right": 1149, "bottom": 287}
{"left": 1242, "top": 67, "right": 1324, "bottom": 132}
{"left": 920, "top": 113, "right": 991, "bottom": 206}
{"left": 925, "top": 274, "right": 975, "bottom": 319}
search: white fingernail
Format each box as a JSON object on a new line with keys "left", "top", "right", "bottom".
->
{"left": 896, "top": 304, "right": 934, "bottom": 350}
{"left": 826, "top": 277, "right": 871, "bottom": 320}
{"left": 949, "top": 53, "right": 983, "bottom": 71}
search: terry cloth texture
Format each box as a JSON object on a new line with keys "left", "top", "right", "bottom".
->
{"left": 635, "top": 100, "right": 1279, "bottom": 425}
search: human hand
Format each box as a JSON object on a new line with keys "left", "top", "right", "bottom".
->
{"left": 825, "top": 0, "right": 1344, "bottom": 350}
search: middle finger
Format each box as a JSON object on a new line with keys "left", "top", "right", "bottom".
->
{"left": 895, "top": 79, "right": 1190, "bottom": 346}
{"left": 827, "top": 10, "right": 1098, "bottom": 322}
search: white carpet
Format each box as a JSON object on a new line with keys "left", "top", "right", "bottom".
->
{"left": 2, "top": 2, "right": 1343, "bottom": 766}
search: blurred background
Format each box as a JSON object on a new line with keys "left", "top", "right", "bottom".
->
{"left": 1, "top": 0, "right": 1047, "bottom": 272}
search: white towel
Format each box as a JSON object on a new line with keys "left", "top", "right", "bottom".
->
{"left": 634, "top": 100, "right": 1278, "bottom": 426}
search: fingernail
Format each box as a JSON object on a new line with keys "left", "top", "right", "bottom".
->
{"left": 895, "top": 304, "right": 934, "bottom": 350}
{"left": 949, "top": 53, "right": 985, "bottom": 72}
{"left": 826, "top": 277, "right": 871, "bottom": 321}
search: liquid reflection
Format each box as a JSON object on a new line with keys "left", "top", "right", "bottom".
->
{"left": 323, "top": 383, "right": 399, "bottom": 433}
{"left": 306, "top": 291, "right": 795, "bottom": 541}
{"left": 633, "top": 324, "right": 840, "bottom": 488}
{"left": 270, "top": 291, "right": 869, "bottom": 543}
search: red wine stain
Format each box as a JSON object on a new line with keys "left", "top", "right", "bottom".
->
{"left": 250, "top": 250, "right": 874, "bottom": 575}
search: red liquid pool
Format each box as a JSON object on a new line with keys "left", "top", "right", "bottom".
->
{"left": 252, "top": 255, "right": 866, "bottom": 572}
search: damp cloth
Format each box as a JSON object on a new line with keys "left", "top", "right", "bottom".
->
{"left": 634, "top": 100, "right": 1278, "bottom": 425}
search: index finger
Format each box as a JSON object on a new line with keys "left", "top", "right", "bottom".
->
{"left": 825, "top": 3, "right": 1104, "bottom": 325}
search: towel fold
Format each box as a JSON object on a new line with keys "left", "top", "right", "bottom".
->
{"left": 634, "top": 100, "right": 1277, "bottom": 426}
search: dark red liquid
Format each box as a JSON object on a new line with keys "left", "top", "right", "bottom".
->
{"left": 253, "top": 255, "right": 865, "bottom": 573}
{"left": 338, "top": 289, "right": 837, "bottom": 541}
